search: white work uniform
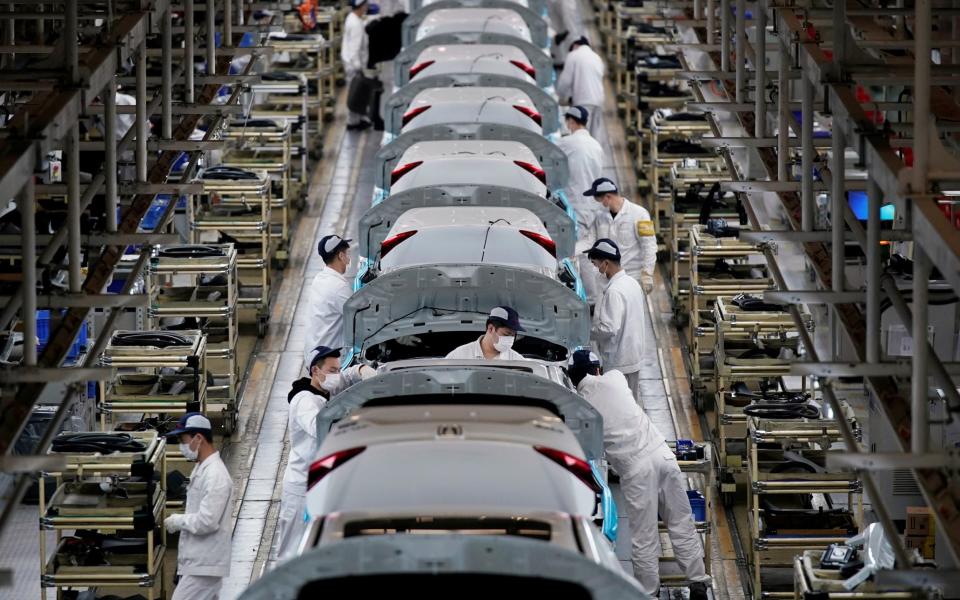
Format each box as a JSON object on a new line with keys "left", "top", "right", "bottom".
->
{"left": 548, "top": 0, "right": 581, "bottom": 66}
{"left": 557, "top": 128, "right": 605, "bottom": 304}
{"left": 275, "top": 366, "right": 369, "bottom": 559}
{"left": 170, "top": 451, "right": 233, "bottom": 600}
{"left": 592, "top": 270, "right": 645, "bottom": 392}
{"left": 557, "top": 45, "right": 605, "bottom": 138}
{"left": 341, "top": 10, "right": 370, "bottom": 125}
{"left": 593, "top": 198, "right": 657, "bottom": 284}
{"left": 577, "top": 371, "right": 708, "bottom": 595}
{"left": 446, "top": 336, "right": 526, "bottom": 360}
{"left": 302, "top": 266, "right": 352, "bottom": 365}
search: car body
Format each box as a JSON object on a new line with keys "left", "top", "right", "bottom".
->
{"left": 388, "top": 140, "right": 548, "bottom": 197}
{"left": 413, "top": 8, "right": 532, "bottom": 43}
{"left": 241, "top": 535, "right": 649, "bottom": 599}
{"left": 406, "top": 44, "right": 538, "bottom": 86}
{"left": 400, "top": 87, "right": 543, "bottom": 135}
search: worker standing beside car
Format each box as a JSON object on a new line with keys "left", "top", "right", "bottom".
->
{"left": 584, "top": 177, "right": 657, "bottom": 294}
{"left": 446, "top": 306, "right": 527, "bottom": 360}
{"left": 584, "top": 239, "right": 645, "bottom": 399}
{"left": 303, "top": 235, "right": 353, "bottom": 367}
{"left": 276, "top": 346, "right": 377, "bottom": 559}
{"left": 566, "top": 349, "right": 710, "bottom": 600}
{"left": 341, "top": 0, "right": 372, "bottom": 131}
{"left": 557, "top": 105, "right": 605, "bottom": 306}
{"left": 556, "top": 36, "right": 606, "bottom": 139}
{"left": 163, "top": 413, "right": 233, "bottom": 600}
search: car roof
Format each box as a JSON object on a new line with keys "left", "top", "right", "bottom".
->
{"left": 410, "top": 86, "right": 533, "bottom": 105}
{"left": 324, "top": 404, "right": 584, "bottom": 456}
{"left": 416, "top": 43, "right": 528, "bottom": 61}
{"left": 387, "top": 206, "right": 547, "bottom": 233}
{"left": 416, "top": 8, "right": 531, "bottom": 41}
{"left": 399, "top": 139, "right": 539, "bottom": 162}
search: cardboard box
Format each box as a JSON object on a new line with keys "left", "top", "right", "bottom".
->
{"left": 906, "top": 506, "right": 934, "bottom": 536}
{"left": 905, "top": 534, "right": 936, "bottom": 560}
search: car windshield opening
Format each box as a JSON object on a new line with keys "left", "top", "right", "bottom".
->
{"left": 361, "top": 394, "right": 563, "bottom": 417}
{"left": 363, "top": 331, "right": 569, "bottom": 363}
{"left": 342, "top": 517, "right": 552, "bottom": 541}
{"left": 296, "top": 574, "right": 593, "bottom": 598}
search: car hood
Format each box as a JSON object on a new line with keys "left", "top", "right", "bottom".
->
{"left": 344, "top": 263, "right": 589, "bottom": 355}
{"left": 316, "top": 361, "right": 603, "bottom": 459}
{"left": 395, "top": 34, "right": 554, "bottom": 88}
{"left": 404, "top": 1, "right": 548, "bottom": 48}
{"left": 376, "top": 123, "right": 569, "bottom": 199}
{"left": 241, "top": 536, "right": 648, "bottom": 599}
{"left": 360, "top": 185, "right": 575, "bottom": 259}
{"left": 385, "top": 74, "right": 560, "bottom": 136}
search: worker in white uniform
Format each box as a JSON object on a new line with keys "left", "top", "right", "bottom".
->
{"left": 446, "top": 306, "right": 527, "bottom": 360}
{"left": 584, "top": 238, "right": 645, "bottom": 398}
{"left": 557, "top": 105, "right": 605, "bottom": 306}
{"left": 341, "top": 0, "right": 371, "bottom": 130}
{"left": 548, "top": 0, "right": 581, "bottom": 68}
{"left": 302, "top": 234, "right": 353, "bottom": 366}
{"left": 566, "top": 349, "right": 710, "bottom": 600}
{"left": 275, "top": 346, "right": 376, "bottom": 559}
{"left": 163, "top": 413, "right": 233, "bottom": 600}
{"left": 584, "top": 177, "right": 657, "bottom": 294}
{"left": 556, "top": 36, "right": 606, "bottom": 139}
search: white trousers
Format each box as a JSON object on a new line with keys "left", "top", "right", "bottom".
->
{"left": 275, "top": 488, "right": 307, "bottom": 560}
{"left": 623, "top": 370, "right": 640, "bottom": 403}
{"left": 620, "top": 445, "right": 709, "bottom": 595}
{"left": 345, "top": 70, "right": 368, "bottom": 126}
{"left": 581, "top": 103, "right": 604, "bottom": 139}
{"left": 172, "top": 574, "right": 222, "bottom": 600}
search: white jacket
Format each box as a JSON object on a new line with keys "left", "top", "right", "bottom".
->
{"left": 577, "top": 371, "right": 665, "bottom": 477}
{"left": 557, "top": 128, "right": 605, "bottom": 228}
{"left": 592, "top": 198, "right": 657, "bottom": 280}
{"left": 556, "top": 45, "right": 605, "bottom": 107}
{"left": 341, "top": 11, "right": 369, "bottom": 75}
{"left": 303, "top": 266, "right": 352, "bottom": 365}
{"left": 177, "top": 452, "right": 233, "bottom": 577}
{"left": 592, "top": 270, "right": 646, "bottom": 373}
{"left": 446, "top": 336, "right": 526, "bottom": 361}
{"left": 281, "top": 366, "right": 368, "bottom": 496}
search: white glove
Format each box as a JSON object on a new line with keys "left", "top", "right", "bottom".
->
{"left": 359, "top": 365, "right": 378, "bottom": 380}
{"left": 640, "top": 272, "right": 654, "bottom": 295}
{"left": 164, "top": 514, "right": 184, "bottom": 533}
{"left": 394, "top": 335, "right": 422, "bottom": 347}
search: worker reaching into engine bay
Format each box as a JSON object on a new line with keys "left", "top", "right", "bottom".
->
{"left": 446, "top": 306, "right": 527, "bottom": 360}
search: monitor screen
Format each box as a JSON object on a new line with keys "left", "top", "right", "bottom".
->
{"left": 848, "top": 190, "right": 895, "bottom": 221}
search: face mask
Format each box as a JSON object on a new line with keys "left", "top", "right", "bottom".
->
{"left": 320, "top": 373, "right": 342, "bottom": 392}
{"left": 180, "top": 437, "right": 199, "bottom": 462}
{"left": 494, "top": 334, "right": 515, "bottom": 353}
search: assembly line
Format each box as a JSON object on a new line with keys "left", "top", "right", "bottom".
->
{"left": 1, "top": 0, "right": 959, "bottom": 598}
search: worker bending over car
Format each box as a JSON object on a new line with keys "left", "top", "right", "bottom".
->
{"left": 276, "top": 346, "right": 377, "bottom": 559}
{"left": 567, "top": 349, "right": 710, "bottom": 600}
{"left": 584, "top": 177, "right": 657, "bottom": 294}
{"left": 446, "top": 306, "right": 527, "bottom": 360}
{"left": 557, "top": 36, "right": 606, "bottom": 138}
{"left": 584, "top": 239, "right": 646, "bottom": 399}
{"left": 302, "top": 234, "right": 353, "bottom": 367}
{"left": 163, "top": 413, "right": 234, "bottom": 600}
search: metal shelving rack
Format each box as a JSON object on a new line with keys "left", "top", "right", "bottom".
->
{"left": 146, "top": 243, "right": 240, "bottom": 433}
{"left": 659, "top": 441, "right": 716, "bottom": 586}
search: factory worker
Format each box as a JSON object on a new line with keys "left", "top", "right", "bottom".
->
{"left": 302, "top": 234, "right": 353, "bottom": 366}
{"left": 341, "top": 0, "right": 372, "bottom": 130}
{"left": 557, "top": 105, "right": 605, "bottom": 305}
{"left": 585, "top": 239, "right": 645, "bottom": 398}
{"left": 163, "top": 413, "right": 233, "bottom": 600}
{"left": 548, "top": 0, "right": 582, "bottom": 68}
{"left": 585, "top": 177, "right": 657, "bottom": 294}
{"left": 446, "top": 306, "right": 527, "bottom": 360}
{"left": 275, "top": 346, "right": 377, "bottom": 559}
{"left": 567, "top": 349, "right": 710, "bottom": 600}
{"left": 557, "top": 36, "right": 606, "bottom": 139}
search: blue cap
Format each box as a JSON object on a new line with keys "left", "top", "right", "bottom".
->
{"left": 318, "top": 234, "right": 351, "bottom": 262}
{"left": 584, "top": 238, "right": 621, "bottom": 262}
{"left": 565, "top": 105, "right": 589, "bottom": 125}
{"left": 167, "top": 412, "right": 213, "bottom": 439}
{"left": 488, "top": 305, "right": 524, "bottom": 332}
{"left": 583, "top": 177, "right": 619, "bottom": 197}
{"left": 568, "top": 348, "right": 602, "bottom": 369}
{"left": 367, "top": 2, "right": 380, "bottom": 14}
{"left": 309, "top": 346, "right": 342, "bottom": 368}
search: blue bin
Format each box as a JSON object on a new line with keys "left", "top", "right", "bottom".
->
{"left": 36, "top": 310, "right": 88, "bottom": 362}
{"left": 139, "top": 195, "right": 174, "bottom": 232}
{"left": 687, "top": 490, "right": 706, "bottom": 522}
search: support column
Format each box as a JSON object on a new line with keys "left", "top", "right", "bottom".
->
{"left": 778, "top": 39, "right": 790, "bottom": 181}
{"left": 207, "top": 0, "right": 216, "bottom": 75}
{"left": 721, "top": 0, "right": 730, "bottom": 73}
{"left": 755, "top": 0, "right": 767, "bottom": 137}
{"left": 185, "top": 0, "right": 195, "bottom": 103}
{"left": 911, "top": 247, "right": 931, "bottom": 454}
{"left": 831, "top": 127, "right": 845, "bottom": 291}
{"left": 104, "top": 78, "right": 118, "bottom": 233}
{"left": 866, "top": 177, "right": 881, "bottom": 363}
{"left": 707, "top": 0, "right": 715, "bottom": 45}
{"left": 161, "top": 8, "right": 172, "bottom": 139}
{"left": 20, "top": 179, "right": 36, "bottom": 366}
{"left": 66, "top": 124, "right": 81, "bottom": 293}
{"left": 65, "top": 0, "right": 78, "bottom": 84}
{"left": 136, "top": 43, "right": 148, "bottom": 182}
{"left": 914, "top": 0, "right": 931, "bottom": 195}
{"left": 801, "top": 75, "right": 814, "bottom": 231}
{"left": 735, "top": 0, "right": 745, "bottom": 102}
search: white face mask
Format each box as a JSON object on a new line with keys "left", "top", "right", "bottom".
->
{"left": 180, "top": 437, "right": 199, "bottom": 462}
{"left": 320, "top": 373, "right": 342, "bottom": 393}
{"left": 494, "top": 334, "right": 516, "bottom": 353}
